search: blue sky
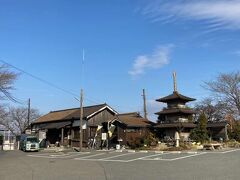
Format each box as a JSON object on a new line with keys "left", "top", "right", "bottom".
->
{"left": 0, "top": 0, "right": 239, "bottom": 120}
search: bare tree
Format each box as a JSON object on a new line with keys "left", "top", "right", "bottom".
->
{"left": 204, "top": 71, "right": 240, "bottom": 118}
{"left": 0, "top": 64, "right": 20, "bottom": 132}
{"left": 0, "top": 65, "right": 18, "bottom": 101}
{"left": 1, "top": 107, "right": 40, "bottom": 135}
{"left": 195, "top": 98, "right": 228, "bottom": 122}
{"left": 0, "top": 105, "right": 9, "bottom": 127}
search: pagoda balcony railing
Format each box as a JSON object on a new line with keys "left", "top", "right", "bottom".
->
{"left": 163, "top": 106, "right": 188, "bottom": 110}
{"left": 178, "top": 118, "right": 188, "bottom": 122}
{"left": 160, "top": 118, "right": 189, "bottom": 124}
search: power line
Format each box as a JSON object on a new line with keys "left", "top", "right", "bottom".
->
{"left": 0, "top": 59, "right": 126, "bottom": 112}
{"left": 1, "top": 59, "right": 165, "bottom": 114}
{"left": 0, "top": 59, "right": 79, "bottom": 98}
{"left": 13, "top": 97, "right": 29, "bottom": 105}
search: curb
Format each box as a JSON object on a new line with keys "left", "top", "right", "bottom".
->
{"left": 186, "top": 151, "right": 198, "bottom": 154}
{"left": 169, "top": 151, "right": 181, "bottom": 154}
{"left": 139, "top": 150, "right": 148, "bottom": 153}
{"left": 155, "top": 151, "right": 164, "bottom": 154}
{"left": 115, "top": 150, "right": 123, "bottom": 153}
{"left": 127, "top": 150, "right": 136, "bottom": 153}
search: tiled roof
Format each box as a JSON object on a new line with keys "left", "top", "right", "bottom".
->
{"left": 206, "top": 121, "right": 228, "bottom": 128}
{"left": 118, "top": 112, "right": 141, "bottom": 117}
{"left": 114, "top": 113, "right": 154, "bottom": 127}
{"left": 156, "top": 91, "right": 196, "bottom": 103}
{"left": 33, "top": 104, "right": 112, "bottom": 124}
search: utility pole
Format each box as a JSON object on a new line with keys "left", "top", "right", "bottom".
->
{"left": 79, "top": 49, "right": 85, "bottom": 151}
{"left": 79, "top": 89, "right": 83, "bottom": 151}
{"left": 27, "top": 98, "right": 31, "bottom": 126}
{"left": 142, "top": 89, "right": 148, "bottom": 119}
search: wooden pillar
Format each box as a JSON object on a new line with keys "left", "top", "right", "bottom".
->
{"left": 86, "top": 126, "right": 89, "bottom": 143}
{"left": 225, "top": 125, "right": 229, "bottom": 141}
{"left": 70, "top": 129, "right": 74, "bottom": 147}
{"left": 117, "top": 126, "right": 119, "bottom": 141}
{"left": 61, "top": 128, "right": 64, "bottom": 146}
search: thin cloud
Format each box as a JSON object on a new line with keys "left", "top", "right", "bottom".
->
{"left": 141, "top": 0, "right": 240, "bottom": 31}
{"left": 233, "top": 50, "right": 240, "bottom": 56}
{"left": 129, "top": 45, "right": 173, "bottom": 77}
{"left": 146, "top": 99, "right": 166, "bottom": 121}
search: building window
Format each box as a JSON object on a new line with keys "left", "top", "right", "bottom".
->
{"left": 74, "top": 130, "right": 79, "bottom": 139}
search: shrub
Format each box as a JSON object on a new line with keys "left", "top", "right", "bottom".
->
{"left": 127, "top": 132, "right": 158, "bottom": 149}
{"left": 143, "top": 132, "right": 158, "bottom": 146}
{"left": 189, "top": 113, "right": 209, "bottom": 143}
{"left": 127, "top": 137, "right": 144, "bottom": 149}
{"left": 229, "top": 122, "right": 240, "bottom": 142}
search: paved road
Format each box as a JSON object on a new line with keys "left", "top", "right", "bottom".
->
{"left": 0, "top": 149, "right": 240, "bottom": 180}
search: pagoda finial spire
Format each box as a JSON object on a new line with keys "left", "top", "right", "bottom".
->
{"left": 173, "top": 71, "right": 177, "bottom": 92}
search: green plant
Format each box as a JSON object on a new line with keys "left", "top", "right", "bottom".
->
{"left": 229, "top": 122, "right": 240, "bottom": 141}
{"left": 143, "top": 132, "right": 158, "bottom": 146}
{"left": 127, "top": 137, "right": 144, "bottom": 149}
{"left": 127, "top": 131, "right": 158, "bottom": 149}
{"left": 226, "top": 139, "right": 240, "bottom": 148}
{"left": 189, "top": 113, "right": 209, "bottom": 143}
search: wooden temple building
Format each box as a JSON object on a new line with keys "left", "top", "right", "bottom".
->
{"left": 31, "top": 104, "right": 153, "bottom": 149}
{"left": 155, "top": 72, "right": 228, "bottom": 141}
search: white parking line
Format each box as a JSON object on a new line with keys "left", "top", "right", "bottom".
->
{"left": 77, "top": 158, "right": 129, "bottom": 163}
{"left": 141, "top": 152, "right": 206, "bottom": 161}
{"left": 27, "top": 155, "right": 59, "bottom": 159}
{"left": 28, "top": 152, "right": 90, "bottom": 159}
{"left": 138, "top": 152, "right": 172, "bottom": 159}
{"left": 99, "top": 153, "right": 133, "bottom": 160}
{"left": 168, "top": 152, "right": 207, "bottom": 161}
{"left": 142, "top": 158, "right": 171, "bottom": 161}
{"left": 75, "top": 153, "right": 105, "bottom": 160}
{"left": 28, "top": 153, "right": 65, "bottom": 156}
{"left": 203, "top": 149, "right": 240, "bottom": 154}
{"left": 50, "top": 154, "right": 70, "bottom": 157}
{"left": 221, "top": 149, "right": 240, "bottom": 154}
{"left": 127, "top": 152, "right": 173, "bottom": 162}
{"left": 67, "top": 152, "right": 90, "bottom": 154}
{"left": 101, "top": 152, "right": 174, "bottom": 162}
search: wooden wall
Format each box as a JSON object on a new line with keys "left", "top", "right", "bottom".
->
{"left": 88, "top": 109, "right": 115, "bottom": 126}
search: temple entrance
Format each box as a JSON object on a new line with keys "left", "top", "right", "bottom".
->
{"left": 46, "top": 129, "right": 61, "bottom": 145}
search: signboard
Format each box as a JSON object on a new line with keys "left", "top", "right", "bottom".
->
{"left": 39, "top": 131, "right": 46, "bottom": 141}
{"left": 25, "top": 129, "right": 31, "bottom": 135}
{"left": 101, "top": 133, "right": 107, "bottom": 140}
{"left": 82, "top": 122, "right": 87, "bottom": 130}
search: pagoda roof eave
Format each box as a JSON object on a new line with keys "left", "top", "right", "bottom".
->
{"left": 156, "top": 91, "right": 196, "bottom": 103}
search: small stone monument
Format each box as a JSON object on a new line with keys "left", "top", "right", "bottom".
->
{"left": 175, "top": 131, "right": 180, "bottom": 147}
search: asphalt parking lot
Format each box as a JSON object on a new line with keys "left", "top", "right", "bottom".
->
{"left": 1, "top": 148, "right": 240, "bottom": 180}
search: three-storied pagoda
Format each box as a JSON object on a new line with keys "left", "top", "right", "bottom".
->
{"left": 155, "top": 72, "right": 197, "bottom": 140}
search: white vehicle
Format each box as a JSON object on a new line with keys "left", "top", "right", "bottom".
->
{"left": 19, "top": 135, "right": 39, "bottom": 152}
